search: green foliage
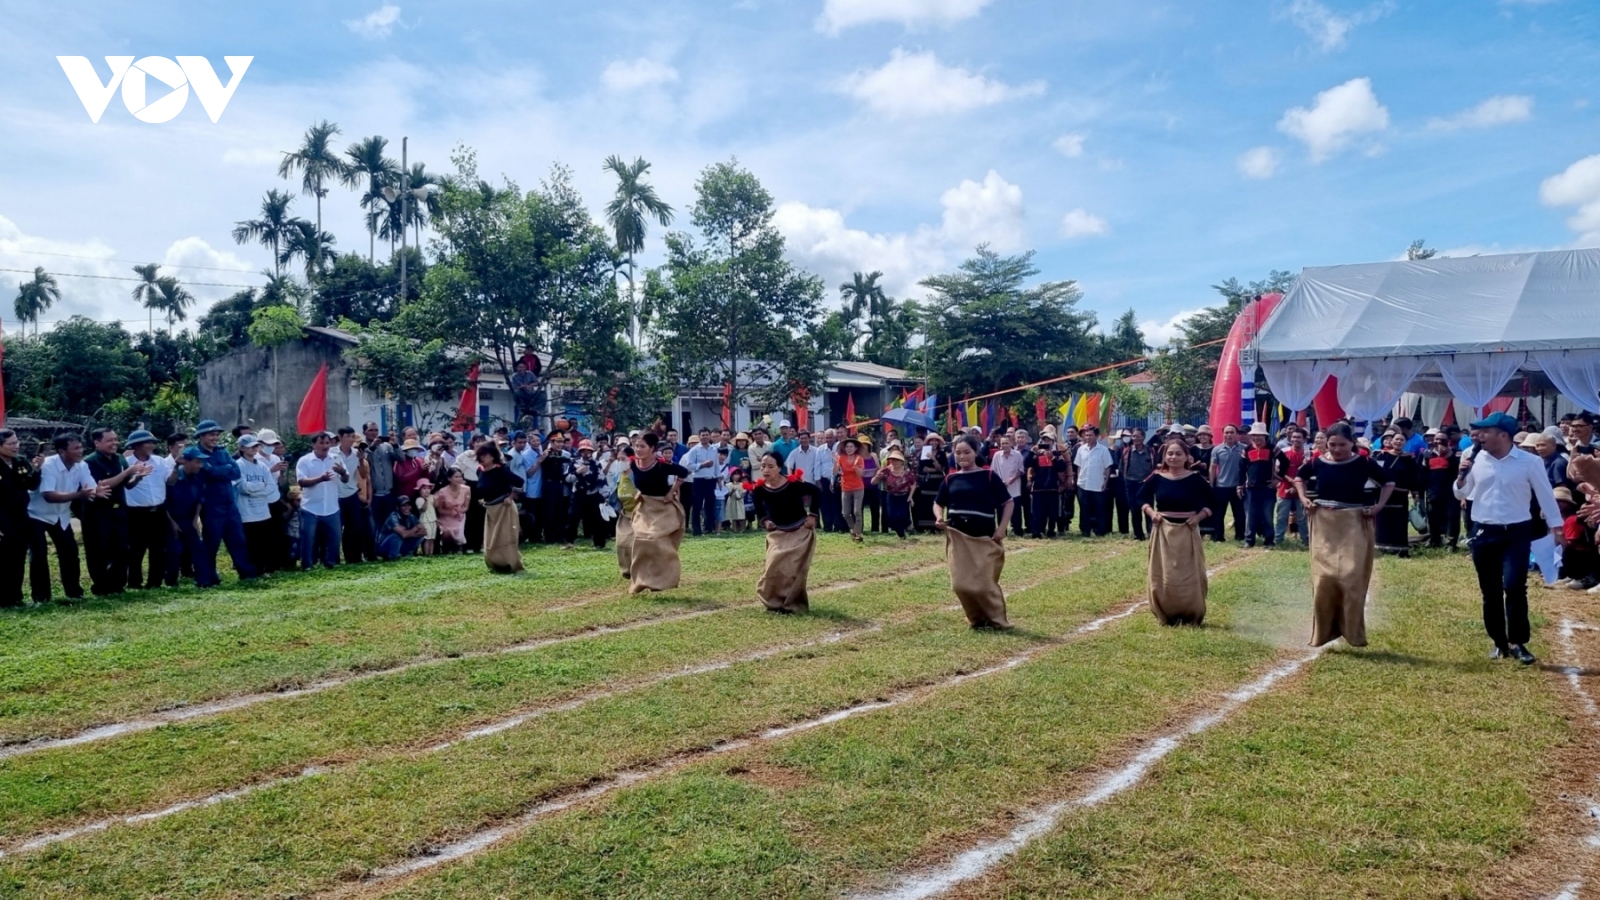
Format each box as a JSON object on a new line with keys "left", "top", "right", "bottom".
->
{"left": 247, "top": 305, "right": 307, "bottom": 348}
{"left": 344, "top": 326, "right": 465, "bottom": 403}
{"left": 1146, "top": 269, "right": 1296, "bottom": 423}
{"left": 11, "top": 267, "right": 59, "bottom": 334}
{"left": 39, "top": 317, "right": 151, "bottom": 416}
{"left": 648, "top": 158, "right": 827, "bottom": 413}
{"left": 920, "top": 246, "right": 1104, "bottom": 398}
{"left": 308, "top": 253, "right": 407, "bottom": 327}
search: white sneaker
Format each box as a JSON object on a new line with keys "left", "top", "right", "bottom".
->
{"left": 1546, "top": 578, "right": 1574, "bottom": 590}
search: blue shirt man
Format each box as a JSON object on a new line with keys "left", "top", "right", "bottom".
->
{"left": 192, "top": 420, "right": 258, "bottom": 582}
{"left": 166, "top": 447, "right": 214, "bottom": 586}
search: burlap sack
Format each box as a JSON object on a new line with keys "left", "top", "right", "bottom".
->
{"left": 1148, "top": 517, "right": 1207, "bottom": 625}
{"left": 483, "top": 500, "right": 524, "bottom": 574}
{"left": 946, "top": 527, "right": 1009, "bottom": 628}
{"left": 615, "top": 513, "right": 634, "bottom": 580}
{"left": 757, "top": 526, "right": 815, "bottom": 613}
{"left": 1310, "top": 506, "right": 1372, "bottom": 647}
{"left": 629, "top": 494, "right": 684, "bottom": 594}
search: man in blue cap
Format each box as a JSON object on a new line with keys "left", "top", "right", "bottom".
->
{"left": 192, "top": 420, "right": 258, "bottom": 583}
{"left": 1454, "top": 411, "right": 1565, "bottom": 664}
{"left": 166, "top": 446, "right": 213, "bottom": 586}
{"left": 123, "top": 429, "right": 173, "bottom": 589}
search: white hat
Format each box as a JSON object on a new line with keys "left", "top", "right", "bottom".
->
{"left": 1424, "top": 428, "right": 1441, "bottom": 438}
{"left": 1247, "top": 422, "right": 1271, "bottom": 436}
{"left": 257, "top": 429, "right": 282, "bottom": 445}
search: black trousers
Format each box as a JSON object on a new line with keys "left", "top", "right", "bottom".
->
{"left": 0, "top": 524, "right": 26, "bottom": 606}
{"left": 1426, "top": 491, "right": 1461, "bottom": 548}
{"left": 1060, "top": 488, "right": 1076, "bottom": 530}
{"left": 541, "top": 492, "right": 570, "bottom": 544}
{"left": 577, "top": 495, "right": 609, "bottom": 548}
{"left": 1013, "top": 484, "right": 1030, "bottom": 536}
{"left": 1078, "top": 488, "right": 1109, "bottom": 536}
{"left": 466, "top": 484, "right": 486, "bottom": 552}
{"left": 126, "top": 505, "right": 171, "bottom": 589}
{"left": 339, "top": 495, "right": 373, "bottom": 564}
{"left": 1030, "top": 490, "right": 1060, "bottom": 537}
{"left": 30, "top": 519, "right": 82, "bottom": 602}
{"left": 244, "top": 519, "right": 280, "bottom": 574}
{"left": 1123, "top": 480, "right": 1149, "bottom": 540}
{"left": 1471, "top": 521, "right": 1534, "bottom": 647}
{"left": 1109, "top": 476, "right": 1129, "bottom": 534}
{"left": 1212, "top": 485, "right": 1245, "bottom": 542}
{"left": 81, "top": 507, "right": 129, "bottom": 596}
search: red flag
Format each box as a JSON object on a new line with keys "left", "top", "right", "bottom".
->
{"left": 721, "top": 382, "right": 733, "bottom": 430}
{"left": 296, "top": 362, "right": 328, "bottom": 435}
{"left": 452, "top": 363, "right": 480, "bottom": 432}
{"left": 791, "top": 386, "right": 809, "bottom": 430}
{"left": 845, "top": 393, "right": 857, "bottom": 434}
{"left": 1035, "top": 396, "right": 1046, "bottom": 428}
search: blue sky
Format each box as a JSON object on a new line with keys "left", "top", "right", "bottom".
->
{"left": 1, "top": 0, "right": 1597, "bottom": 342}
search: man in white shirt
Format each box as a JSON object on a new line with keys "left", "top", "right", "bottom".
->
{"left": 784, "top": 431, "right": 829, "bottom": 488}
{"left": 1073, "top": 425, "right": 1114, "bottom": 537}
{"left": 28, "top": 432, "right": 107, "bottom": 602}
{"left": 334, "top": 427, "right": 372, "bottom": 563}
{"left": 295, "top": 431, "right": 346, "bottom": 570}
{"left": 990, "top": 434, "right": 1026, "bottom": 536}
{"left": 123, "top": 429, "right": 175, "bottom": 590}
{"left": 681, "top": 429, "right": 722, "bottom": 537}
{"left": 1453, "top": 412, "right": 1565, "bottom": 665}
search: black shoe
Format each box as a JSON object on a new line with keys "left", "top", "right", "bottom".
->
{"left": 1490, "top": 644, "right": 1511, "bottom": 660}
{"left": 1511, "top": 644, "right": 1537, "bottom": 666}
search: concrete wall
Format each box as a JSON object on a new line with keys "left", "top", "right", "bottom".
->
{"left": 198, "top": 336, "right": 353, "bottom": 436}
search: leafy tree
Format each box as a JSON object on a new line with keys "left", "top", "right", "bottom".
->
{"left": 1407, "top": 239, "right": 1438, "bottom": 261}
{"left": 131, "top": 263, "right": 164, "bottom": 334}
{"left": 279, "top": 220, "right": 338, "bottom": 282}
{"left": 39, "top": 317, "right": 149, "bottom": 415}
{"left": 838, "top": 270, "right": 918, "bottom": 367}
{"left": 278, "top": 120, "right": 347, "bottom": 272}
{"left": 1102, "top": 308, "right": 1148, "bottom": 362}
{"left": 604, "top": 155, "right": 675, "bottom": 349}
{"left": 232, "top": 190, "right": 308, "bottom": 278}
{"left": 343, "top": 326, "right": 465, "bottom": 404}
{"left": 12, "top": 266, "right": 60, "bottom": 336}
{"left": 1146, "top": 269, "right": 1296, "bottom": 424}
{"left": 308, "top": 253, "right": 408, "bottom": 327}
{"left": 196, "top": 289, "right": 262, "bottom": 349}
{"left": 341, "top": 135, "right": 398, "bottom": 261}
{"left": 648, "top": 159, "right": 826, "bottom": 415}
{"left": 151, "top": 276, "right": 195, "bottom": 334}
{"left": 920, "top": 247, "right": 1102, "bottom": 398}
{"left": 247, "top": 304, "right": 306, "bottom": 348}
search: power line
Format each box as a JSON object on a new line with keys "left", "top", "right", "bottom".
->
{"left": 0, "top": 267, "right": 259, "bottom": 289}
{"left": 0, "top": 248, "right": 262, "bottom": 274}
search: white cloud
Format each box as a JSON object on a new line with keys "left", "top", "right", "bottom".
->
{"left": 1427, "top": 94, "right": 1534, "bottom": 130}
{"left": 221, "top": 147, "right": 282, "bottom": 167}
{"left": 817, "top": 0, "right": 995, "bottom": 35}
{"left": 346, "top": 4, "right": 401, "bottom": 40}
{"left": 1237, "top": 146, "right": 1281, "bottom": 179}
{"left": 1052, "top": 133, "right": 1086, "bottom": 158}
{"left": 1059, "top": 208, "right": 1108, "bottom": 239}
{"left": 601, "top": 58, "right": 680, "bottom": 92}
{"left": 1280, "top": 0, "right": 1391, "bottom": 51}
{"left": 774, "top": 170, "right": 1026, "bottom": 299}
{"left": 1139, "top": 308, "right": 1206, "bottom": 347}
{"left": 1540, "top": 153, "right": 1600, "bottom": 245}
{"left": 840, "top": 49, "right": 1045, "bottom": 118}
{"left": 1277, "top": 77, "right": 1389, "bottom": 163}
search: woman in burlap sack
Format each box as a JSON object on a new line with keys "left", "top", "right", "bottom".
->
{"left": 1295, "top": 422, "right": 1394, "bottom": 648}
{"left": 475, "top": 444, "right": 524, "bottom": 574}
{"left": 611, "top": 443, "right": 640, "bottom": 580}
{"left": 627, "top": 432, "right": 689, "bottom": 594}
{"left": 934, "top": 434, "right": 1014, "bottom": 630}
{"left": 1138, "top": 437, "right": 1213, "bottom": 626}
{"left": 752, "top": 451, "right": 822, "bottom": 614}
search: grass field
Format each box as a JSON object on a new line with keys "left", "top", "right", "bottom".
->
{"left": 0, "top": 533, "right": 1595, "bottom": 899}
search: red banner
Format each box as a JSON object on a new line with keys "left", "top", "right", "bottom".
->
{"left": 296, "top": 362, "right": 328, "bottom": 435}
{"left": 452, "top": 363, "right": 480, "bottom": 432}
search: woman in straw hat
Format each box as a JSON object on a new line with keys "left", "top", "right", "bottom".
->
{"left": 873, "top": 445, "right": 917, "bottom": 540}
{"left": 752, "top": 452, "right": 822, "bottom": 613}
{"left": 934, "top": 434, "right": 1014, "bottom": 629}
{"left": 835, "top": 436, "right": 868, "bottom": 541}
{"left": 1294, "top": 422, "right": 1395, "bottom": 647}
{"left": 627, "top": 432, "right": 689, "bottom": 593}
{"left": 1243, "top": 421, "right": 1277, "bottom": 548}
{"left": 1139, "top": 437, "right": 1213, "bottom": 625}
{"left": 914, "top": 434, "right": 948, "bottom": 532}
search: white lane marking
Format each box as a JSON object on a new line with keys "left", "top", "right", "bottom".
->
{"left": 1544, "top": 621, "right": 1600, "bottom": 900}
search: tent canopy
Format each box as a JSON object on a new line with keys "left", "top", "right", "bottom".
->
{"left": 1257, "top": 249, "right": 1600, "bottom": 361}
{"left": 1252, "top": 250, "right": 1600, "bottom": 416}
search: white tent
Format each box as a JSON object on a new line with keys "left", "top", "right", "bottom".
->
{"left": 1255, "top": 249, "right": 1600, "bottom": 420}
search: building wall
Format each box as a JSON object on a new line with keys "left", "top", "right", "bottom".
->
{"left": 198, "top": 337, "right": 353, "bottom": 436}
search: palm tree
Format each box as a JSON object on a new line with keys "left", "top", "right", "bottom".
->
{"left": 341, "top": 135, "right": 398, "bottom": 262}
{"left": 152, "top": 275, "right": 195, "bottom": 334}
{"left": 279, "top": 220, "right": 338, "bottom": 281}
{"left": 603, "top": 155, "right": 675, "bottom": 348}
{"left": 839, "top": 270, "right": 889, "bottom": 355}
{"left": 131, "top": 262, "right": 163, "bottom": 333}
{"left": 399, "top": 161, "right": 442, "bottom": 247}
{"left": 278, "top": 120, "right": 347, "bottom": 275}
{"left": 232, "top": 189, "right": 305, "bottom": 278}
{"left": 12, "top": 266, "right": 59, "bottom": 336}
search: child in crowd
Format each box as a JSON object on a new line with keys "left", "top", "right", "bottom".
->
{"left": 416, "top": 479, "right": 437, "bottom": 556}
{"left": 725, "top": 467, "right": 747, "bottom": 533}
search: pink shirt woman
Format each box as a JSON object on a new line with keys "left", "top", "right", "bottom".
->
{"left": 432, "top": 468, "right": 471, "bottom": 545}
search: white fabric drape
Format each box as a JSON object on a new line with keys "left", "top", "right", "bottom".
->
{"left": 1418, "top": 395, "right": 1451, "bottom": 428}
{"left": 1335, "top": 357, "right": 1429, "bottom": 428}
{"left": 1261, "top": 359, "right": 1350, "bottom": 412}
{"left": 1434, "top": 352, "right": 1527, "bottom": 410}
{"left": 1533, "top": 349, "right": 1600, "bottom": 413}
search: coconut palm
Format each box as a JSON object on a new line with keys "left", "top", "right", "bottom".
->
{"left": 131, "top": 262, "right": 164, "bottom": 333}
{"left": 151, "top": 275, "right": 195, "bottom": 334}
{"left": 278, "top": 120, "right": 347, "bottom": 272}
{"left": 603, "top": 155, "right": 674, "bottom": 348}
{"left": 232, "top": 189, "right": 305, "bottom": 278}
{"left": 839, "top": 270, "right": 889, "bottom": 355}
{"left": 341, "top": 135, "right": 398, "bottom": 262}
{"left": 279, "top": 220, "right": 338, "bottom": 281}
{"left": 13, "top": 266, "right": 59, "bottom": 336}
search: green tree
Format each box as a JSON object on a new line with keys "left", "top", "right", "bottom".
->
{"left": 196, "top": 289, "right": 263, "bottom": 349}
{"left": 12, "top": 266, "right": 60, "bottom": 336}
{"left": 308, "top": 254, "right": 406, "bottom": 327}
{"left": 343, "top": 326, "right": 465, "bottom": 405}
{"left": 341, "top": 135, "right": 398, "bottom": 262}
{"left": 232, "top": 190, "right": 308, "bottom": 278}
{"left": 648, "top": 159, "right": 826, "bottom": 415}
{"left": 1407, "top": 239, "right": 1438, "bottom": 261}
{"left": 920, "top": 246, "right": 1102, "bottom": 398}
{"left": 1102, "top": 308, "right": 1148, "bottom": 362}
{"left": 279, "top": 220, "right": 339, "bottom": 281}
{"left": 150, "top": 275, "right": 195, "bottom": 334}
{"left": 40, "top": 317, "right": 150, "bottom": 415}
{"left": 278, "top": 120, "right": 347, "bottom": 272}
{"left": 131, "top": 263, "right": 163, "bottom": 334}
{"left": 247, "top": 304, "right": 306, "bottom": 348}
{"left": 1146, "top": 269, "right": 1296, "bottom": 423}
{"left": 603, "top": 155, "right": 675, "bottom": 348}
